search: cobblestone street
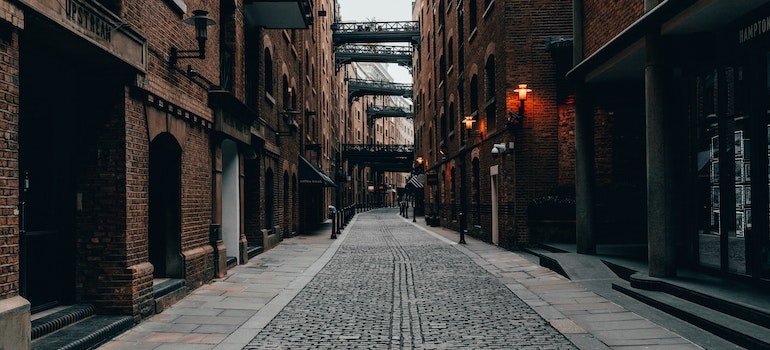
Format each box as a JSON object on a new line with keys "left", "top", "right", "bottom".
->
{"left": 102, "top": 208, "right": 701, "bottom": 350}
{"left": 245, "top": 211, "right": 575, "bottom": 349}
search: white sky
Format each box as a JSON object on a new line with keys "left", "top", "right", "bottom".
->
{"left": 336, "top": 0, "right": 415, "bottom": 84}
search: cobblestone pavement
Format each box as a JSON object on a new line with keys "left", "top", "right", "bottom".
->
{"left": 102, "top": 208, "right": 701, "bottom": 350}
{"left": 244, "top": 211, "right": 576, "bottom": 349}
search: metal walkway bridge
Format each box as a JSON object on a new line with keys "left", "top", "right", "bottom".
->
{"left": 348, "top": 79, "right": 412, "bottom": 103}
{"left": 343, "top": 144, "right": 415, "bottom": 172}
{"left": 335, "top": 44, "right": 413, "bottom": 70}
{"left": 366, "top": 106, "right": 413, "bottom": 126}
{"left": 331, "top": 21, "right": 420, "bottom": 46}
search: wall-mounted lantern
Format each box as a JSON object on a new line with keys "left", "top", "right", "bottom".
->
{"left": 170, "top": 10, "right": 216, "bottom": 66}
{"left": 507, "top": 84, "right": 531, "bottom": 130}
{"left": 463, "top": 115, "right": 476, "bottom": 132}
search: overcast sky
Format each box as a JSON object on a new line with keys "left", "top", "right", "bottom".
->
{"left": 336, "top": 0, "right": 414, "bottom": 83}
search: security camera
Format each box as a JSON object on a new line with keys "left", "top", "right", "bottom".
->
{"left": 491, "top": 143, "right": 506, "bottom": 157}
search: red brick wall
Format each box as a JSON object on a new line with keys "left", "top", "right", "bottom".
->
{"left": 0, "top": 24, "right": 19, "bottom": 301}
{"left": 582, "top": 0, "right": 644, "bottom": 57}
{"left": 414, "top": 0, "right": 572, "bottom": 247}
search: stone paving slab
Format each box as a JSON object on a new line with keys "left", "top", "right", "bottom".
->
{"left": 100, "top": 210, "right": 703, "bottom": 349}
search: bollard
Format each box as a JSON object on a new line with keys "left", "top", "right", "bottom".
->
{"left": 331, "top": 215, "right": 337, "bottom": 239}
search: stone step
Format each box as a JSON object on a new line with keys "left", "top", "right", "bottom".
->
{"left": 613, "top": 279, "right": 770, "bottom": 350}
{"left": 31, "top": 304, "right": 96, "bottom": 340}
{"left": 31, "top": 314, "right": 134, "bottom": 350}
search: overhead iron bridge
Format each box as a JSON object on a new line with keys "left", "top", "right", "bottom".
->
{"left": 343, "top": 144, "right": 415, "bottom": 172}
{"left": 332, "top": 21, "right": 420, "bottom": 46}
{"left": 348, "top": 79, "right": 413, "bottom": 103}
{"left": 367, "top": 106, "right": 413, "bottom": 125}
{"left": 335, "top": 44, "right": 413, "bottom": 69}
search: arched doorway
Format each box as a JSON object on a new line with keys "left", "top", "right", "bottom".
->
{"left": 265, "top": 168, "right": 275, "bottom": 231}
{"left": 221, "top": 139, "right": 241, "bottom": 263}
{"left": 283, "top": 171, "right": 290, "bottom": 236}
{"left": 149, "top": 133, "right": 183, "bottom": 278}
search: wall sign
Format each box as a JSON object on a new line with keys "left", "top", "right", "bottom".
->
{"left": 21, "top": 0, "right": 146, "bottom": 71}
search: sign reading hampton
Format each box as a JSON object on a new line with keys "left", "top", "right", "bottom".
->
{"left": 739, "top": 14, "right": 770, "bottom": 44}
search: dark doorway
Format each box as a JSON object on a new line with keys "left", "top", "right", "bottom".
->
{"left": 149, "top": 133, "right": 183, "bottom": 278}
{"left": 18, "top": 17, "right": 124, "bottom": 311}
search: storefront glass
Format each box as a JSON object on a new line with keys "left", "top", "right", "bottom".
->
{"left": 696, "top": 67, "right": 749, "bottom": 274}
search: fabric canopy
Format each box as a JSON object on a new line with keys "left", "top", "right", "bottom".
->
{"left": 298, "top": 156, "right": 336, "bottom": 187}
{"left": 406, "top": 173, "right": 424, "bottom": 189}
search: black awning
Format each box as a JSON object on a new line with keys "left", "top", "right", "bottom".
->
{"left": 406, "top": 173, "right": 424, "bottom": 189}
{"left": 299, "top": 156, "right": 336, "bottom": 187}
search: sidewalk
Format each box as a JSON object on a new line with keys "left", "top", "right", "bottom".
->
{"left": 101, "top": 210, "right": 704, "bottom": 349}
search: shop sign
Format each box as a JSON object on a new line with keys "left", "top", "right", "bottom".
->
{"left": 21, "top": 0, "right": 146, "bottom": 70}
{"left": 738, "top": 12, "right": 770, "bottom": 44}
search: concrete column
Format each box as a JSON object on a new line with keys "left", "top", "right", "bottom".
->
{"left": 574, "top": 82, "right": 596, "bottom": 254}
{"left": 573, "top": 0, "right": 596, "bottom": 255}
{"left": 646, "top": 29, "right": 676, "bottom": 277}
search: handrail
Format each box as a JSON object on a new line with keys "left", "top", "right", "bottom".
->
{"left": 331, "top": 21, "right": 419, "bottom": 33}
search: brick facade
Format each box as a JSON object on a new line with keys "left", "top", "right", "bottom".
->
{"left": 414, "top": 0, "right": 572, "bottom": 248}
{"left": 0, "top": 0, "right": 339, "bottom": 342}
{"left": 0, "top": 13, "right": 19, "bottom": 302}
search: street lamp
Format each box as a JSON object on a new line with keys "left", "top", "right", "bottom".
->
{"left": 507, "top": 84, "right": 531, "bottom": 130}
{"left": 170, "top": 10, "right": 216, "bottom": 66}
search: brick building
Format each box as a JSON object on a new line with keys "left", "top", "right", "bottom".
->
{"left": 412, "top": 0, "right": 573, "bottom": 249}
{"left": 0, "top": 0, "right": 352, "bottom": 347}
{"left": 570, "top": 0, "right": 770, "bottom": 283}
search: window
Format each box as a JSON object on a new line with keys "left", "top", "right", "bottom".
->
{"left": 440, "top": 113, "right": 447, "bottom": 142}
{"left": 282, "top": 75, "right": 290, "bottom": 108}
{"left": 447, "top": 41, "right": 454, "bottom": 70}
{"left": 449, "top": 102, "right": 456, "bottom": 135}
{"left": 470, "top": 75, "right": 479, "bottom": 114}
{"left": 469, "top": 0, "right": 477, "bottom": 30}
{"left": 439, "top": 54, "right": 446, "bottom": 82}
{"left": 264, "top": 49, "right": 274, "bottom": 96}
{"left": 485, "top": 56, "right": 496, "bottom": 128}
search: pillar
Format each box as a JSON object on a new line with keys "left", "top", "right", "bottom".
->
{"left": 646, "top": 28, "right": 676, "bottom": 277}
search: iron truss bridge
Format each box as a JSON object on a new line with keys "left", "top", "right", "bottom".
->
{"left": 367, "top": 106, "right": 413, "bottom": 126}
{"left": 331, "top": 21, "right": 420, "bottom": 46}
{"left": 335, "top": 44, "right": 413, "bottom": 70}
{"left": 348, "top": 79, "right": 413, "bottom": 103}
{"left": 343, "top": 144, "right": 415, "bottom": 172}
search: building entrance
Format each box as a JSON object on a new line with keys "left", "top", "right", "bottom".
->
{"left": 18, "top": 15, "right": 131, "bottom": 311}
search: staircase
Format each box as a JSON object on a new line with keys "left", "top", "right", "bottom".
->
{"left": 525, "top": 244, "right": 770, "bottom": 350}
{"left": 31, "top": 304, "right": 134, "bottom": 350}
{"left": 607, "top": 261, "right": 770, "bottom": 350}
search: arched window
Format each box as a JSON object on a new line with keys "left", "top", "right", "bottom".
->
{"left": 282, "top": 75, "right": 290, "bottom": 108}
{"left": 451, "top": 166, "right": 456, "bottom": 219}
{"left": 439, "top": 54, "right": 446, "bottom": 82}
{"left": 469, "top": 0, "right": 477, "bottom": 30}
{"left": 265, "top": 168, "right": 274, "bottom": 230}
{"left": 470, "top": 75, "right": 479, "bottom": 114}
{"left": 472, "top": 157, "right": 480, "bottom": 225}
{"left": 264, "top": 49, "right": 274, "bottom": 95}
{"left": 439, "top": 0, "right": 445, "bottom": 28}
{"left": 485, "top": 56, "right": 496, "bottom": 129}
{"left": 440, "top": 113, "right": 447, "bottom": 141}
{"left": 448, "top": 102, "right": 456, "bottom": 135}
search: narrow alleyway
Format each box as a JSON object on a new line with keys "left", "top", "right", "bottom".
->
{"left": 102, "top": 209, "right": 702, "bottom": 350}
{"left": 245, "top": 210, "right": 574, "bottom": 349}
